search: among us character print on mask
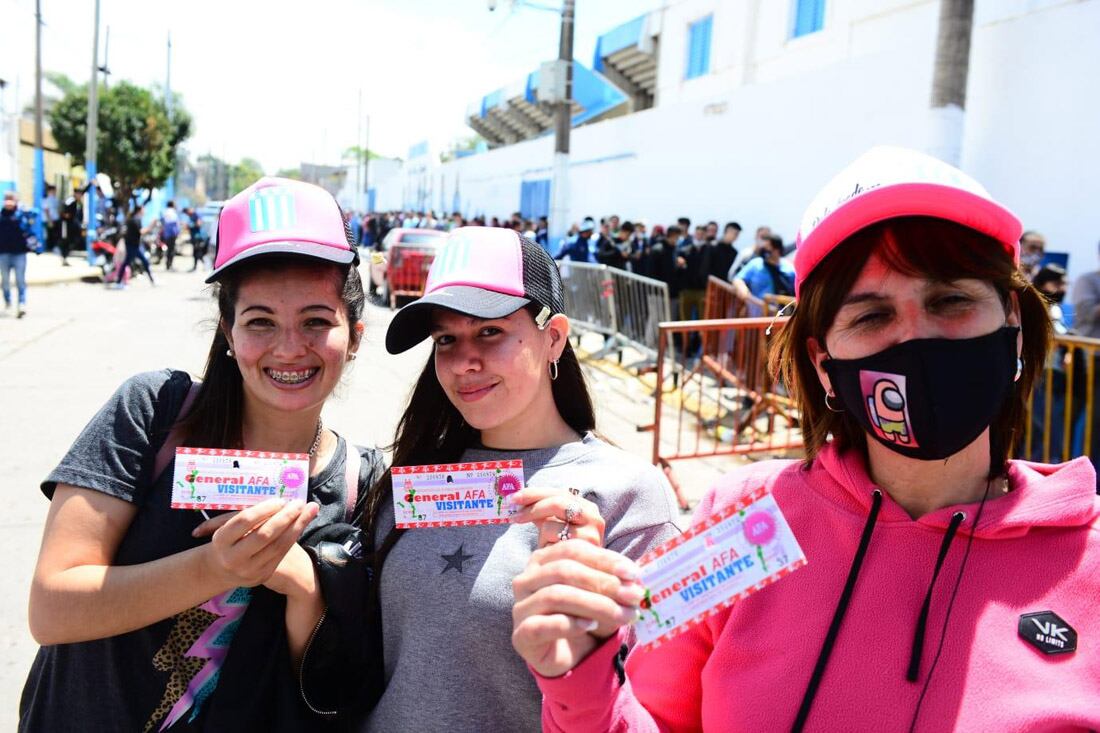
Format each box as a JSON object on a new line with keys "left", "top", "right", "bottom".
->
{"left": 823, "top": 327, "right": 1020, "bottom": 461}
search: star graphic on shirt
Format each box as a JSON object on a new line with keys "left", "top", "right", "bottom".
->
{"left": 441, "top": 544, "right": 475, "bottom": 574}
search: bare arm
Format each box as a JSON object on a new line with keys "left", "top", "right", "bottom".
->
{"left": 29, "top": 487, "right": 313, "bottom": 645}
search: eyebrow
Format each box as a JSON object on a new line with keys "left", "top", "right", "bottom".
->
{"left": 240, "top": 304, "right": 337, "bottom": 315}
{"left": 839, "top": 292, "right": 890, "bottom": 308}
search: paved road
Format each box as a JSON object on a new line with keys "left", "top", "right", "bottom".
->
{"left": 0, "top": 266, "right": 727, "bottom": 726}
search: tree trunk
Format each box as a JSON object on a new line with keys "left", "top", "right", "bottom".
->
{"left": 928, "top": 0, "right": 974, "bottom": 166}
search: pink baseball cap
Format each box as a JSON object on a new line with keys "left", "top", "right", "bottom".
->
{"left": 793, "top": 146, "right": 1022, "bottom": 296}
{"left": 385, "top": 226, "right": 566, "bottom": 354}
{"left": 206, "top": 177, "right": 358, "bottom": 283}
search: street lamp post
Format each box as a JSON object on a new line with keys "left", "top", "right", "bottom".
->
{"left": 33, "top": 0, "right": 45, "bottom": 246}
{"left": 489, "top": 0, "right": 574, "bottom": 249}
{"left": 84, "top": 0, "right": 101, "bottom": 264}
{"left": 549, "top": 0, "right": 574, "bottom": 251}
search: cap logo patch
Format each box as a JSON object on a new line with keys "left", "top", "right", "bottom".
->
{"left": 429, "top": 237, "right": 473, "bottom": 287}
{"left": 249, "top": 186, "right": 297, "bottom": 232}
{"left": 1018, "top": 611, "right": 1077, "bottom": 655}
{"left": 860, "top": 370, "right": 918, "bottom": 448}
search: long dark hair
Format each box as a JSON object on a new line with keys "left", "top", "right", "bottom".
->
{"left": 770, "top": 217, "right": 1051, "bottom": 476}
{"left": 178, "top": 256, "right": 366, "bottom": 448}
{"left": 362, "top": 305, "right": 595, "bottom": 528}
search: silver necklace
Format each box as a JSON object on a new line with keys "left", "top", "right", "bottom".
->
{"left": 308, "top": 418, "right": 324, "bottom": 457}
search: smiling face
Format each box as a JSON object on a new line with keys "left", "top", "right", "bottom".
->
{"left": 808, "top": 251, "right": 1020, "bottom": 392}
{"left": 430, "top": 307, "right": 567, "bottom": 437}
{"left": 225, "top": 266, "right": 361, "bottom": 416}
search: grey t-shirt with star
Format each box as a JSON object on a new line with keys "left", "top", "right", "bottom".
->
{"left": 366, "top": 433, "right": 681, "bottom": 733}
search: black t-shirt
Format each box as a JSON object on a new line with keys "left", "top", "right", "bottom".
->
{"left": 19, "top": 370, "right": 385, "bottom": 732}
{"left": 124, "top": 216, "right": 142, "bottom": 249}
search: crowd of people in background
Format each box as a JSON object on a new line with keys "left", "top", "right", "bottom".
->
{"left": 348, "top": 208, "right": 1100, "bottom": 343}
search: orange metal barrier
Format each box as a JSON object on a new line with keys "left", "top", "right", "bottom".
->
{"left": 1022, "top": 334, "right": 1100, "bottom": 465}
{"left": 652, "top": 317, "right": 802, "bottom": 468}
{"left": 387, "top": 249, "right": 435, "bottom": 309}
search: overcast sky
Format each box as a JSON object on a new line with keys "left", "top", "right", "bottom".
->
{"left": 1, "top": 0, "right": 661, "bottom": 172}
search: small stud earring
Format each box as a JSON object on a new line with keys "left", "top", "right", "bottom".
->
{"left": 348, "top": 352, "right": 357, "bottom": 361}
{"left": 226, "top": 348, "right": 235, "bottom": 358}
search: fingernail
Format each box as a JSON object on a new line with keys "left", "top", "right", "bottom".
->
{"left": 582, "top": 618, "right": 599, "bottom": 632}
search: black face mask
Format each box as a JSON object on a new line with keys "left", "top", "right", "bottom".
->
{"left": 1044, "top": 291, "right": 1066, "bottom": 305}
{"left": 823, "top": 327, "right": 1019, "bottom": 461}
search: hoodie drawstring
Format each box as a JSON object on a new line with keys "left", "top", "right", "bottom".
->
{"left": 906, "top": 511, "right": 966, "bottom": 681}
{"left": 791, "top": 489, "right": 882, "bottom": 733}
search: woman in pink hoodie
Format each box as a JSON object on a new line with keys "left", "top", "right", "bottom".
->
{"left": 511, "top": 147, "right": 1100, "bottom": 732}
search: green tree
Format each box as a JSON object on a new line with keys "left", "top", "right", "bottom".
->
{"left": 48, "top": 80, "right": 191, "bottom": 206}
{"left": 229, "top": 157, "right": 265, "bottom": 196}
{"left": 275, "top": 167, "right": 303, "bottom": 180}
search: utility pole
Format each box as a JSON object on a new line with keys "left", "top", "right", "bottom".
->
{"left": 548, "top": 0, "right": 575, "bottom": 249}
{"left": 33, "top": 0, "right": 45, "bottom": 245}
{"left": 363, "top": 114, "right": 371, "bottom": 212}
{"left": 928, "top": 0, "right": 973, "bottom": 166}
{"left": 164, "top": 32, "right": 175, "bottom": 203}
{"left": 356, "top": 89, "right": 362, "bottom": 211}
{"left": 99, "top": 26, "right": 112, "bottom": 89}
{"left": 84, "top": 0, "right": 101, "bottom": 263}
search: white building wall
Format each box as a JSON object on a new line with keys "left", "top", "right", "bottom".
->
{"left": 377, "top": 0, "right": 1100, "bottom": 277}
{"left": 963, "top": 0, "right": 1100, "bottom": 277}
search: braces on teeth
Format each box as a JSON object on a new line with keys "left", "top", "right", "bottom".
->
{"left": 268, "top": 369, "right": 317, "bottom": 384}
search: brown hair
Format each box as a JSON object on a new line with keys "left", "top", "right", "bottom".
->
{"left": 770, "top": 217, "right": 1051, "bottom": 477}
{"left": 178, "top": 256, "right": 365, "bottom": 448}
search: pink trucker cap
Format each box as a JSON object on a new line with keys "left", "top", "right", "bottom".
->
{"left": 793, "top": 146, "right": 1022, "bottom": 296}
{"left": 206, "top": 177, "right": 357, "bottom": 283}
{"left": 385, "top": 226, "right": 566, "bottom": 354}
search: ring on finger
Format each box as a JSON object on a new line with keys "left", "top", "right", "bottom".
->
{"left": 564, "top": 501, "right": 580, "bottom": 525}
{"left": 557, "top": 523, "right": 571, "bottom": 542}
{"left": 568, "top": 487, "right": 581, "bottom": 497}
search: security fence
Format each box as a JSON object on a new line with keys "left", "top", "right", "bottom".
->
{"left": 651, "top": 317, "right": 803, "bottom": 467}
{"left": 558, "top": 262, "right": 672, "bottom": 366}
{"left": 1022, "top": 334, "right": 1100, "bottom": 471}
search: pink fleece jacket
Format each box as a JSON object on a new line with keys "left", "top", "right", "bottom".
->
{"left": 536, "top": 444, "right": 1100, "bottom": 731}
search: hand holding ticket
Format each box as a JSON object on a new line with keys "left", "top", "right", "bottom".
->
{"left": 392, "top": 460, "right": 525, "bottom": 528}
{"left": 634, "top": 488, "right": 806, "bottom": 647}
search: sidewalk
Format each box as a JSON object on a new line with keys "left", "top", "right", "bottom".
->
{"left": 24, "top": 252, "right": 102, "bottom": 286}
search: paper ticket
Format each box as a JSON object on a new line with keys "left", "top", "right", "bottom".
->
{"left": 391, "top": 460, "right": 524, "bottom": 528}
{"left": 635, "top": 488, "right": 807, "bottom": 648}
{"left": 171, "top": 447, "right": 310, "bottom": 510}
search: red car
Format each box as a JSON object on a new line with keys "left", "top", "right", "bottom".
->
{"left": 370, "top": 228, "right": 446, "bottom": 309}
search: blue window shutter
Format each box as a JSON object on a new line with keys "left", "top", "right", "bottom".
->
{"left": 793, "top": 0, "right": 825, "bottom": 38}
{"left": 686, "top": 15, "right": 713, "bottom": 80}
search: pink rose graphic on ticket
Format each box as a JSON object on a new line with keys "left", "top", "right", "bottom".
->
{"left": 634, "top": 489, "right": 807, "bottom": 648}
{"left": 391, "top": 460, "right": 525, "bottom": 528}
{"left": 170, "top": 448, "right": 311, "bottom": 510}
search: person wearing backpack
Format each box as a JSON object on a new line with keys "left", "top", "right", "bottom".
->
{"left": 20, "top": 178, "right": 382, "bottom": 732}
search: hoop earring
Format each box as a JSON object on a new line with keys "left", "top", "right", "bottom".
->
{"left": 1014, "top": 357, "right": 1023, "bottom": 382}
{"left": 824, "top": 391, "right": 844, "bottom": 413}
{"left": 549, "top": 359, "right": 559, "bottom": 381}
{"left": 226, "top": 348, "right": 235, "bottom": 358}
